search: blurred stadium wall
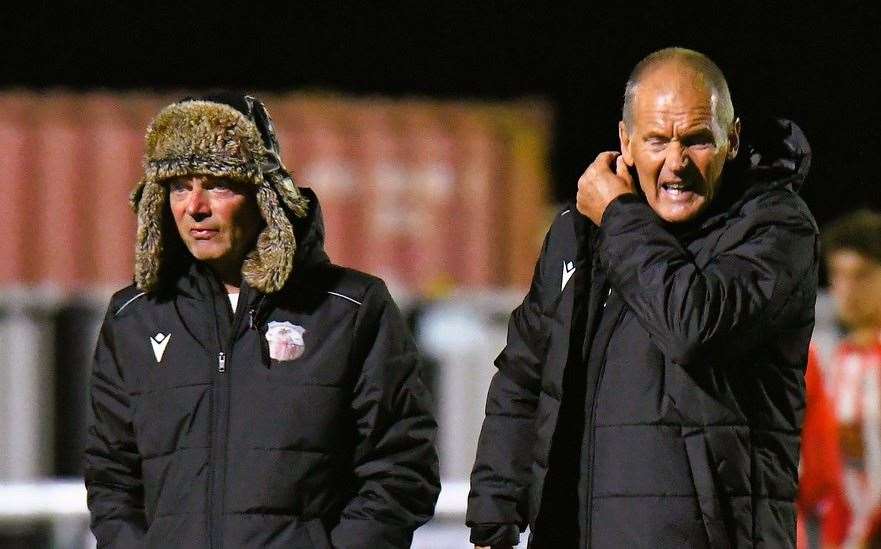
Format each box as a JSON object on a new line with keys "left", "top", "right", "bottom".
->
{"left": 0, "top": 91, "right": 552, "bottom": 292}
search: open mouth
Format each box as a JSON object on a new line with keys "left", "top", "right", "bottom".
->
{"left": 660, "top": 181, "right": 698, "bottom": 199}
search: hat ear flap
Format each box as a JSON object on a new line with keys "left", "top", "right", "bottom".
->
{"left": 242, "top": 182, "right": 297, "bottom": 293}
{"left": 267, "top": 170, "right": 309, "bottom": 219}
{"left": 134, "top": 180, "right": 166, "bottom": 292}
{"left": 130, "top": 178, "right": 147, "bottom": 212}
{"left": 248, "top": 96, "right": 309, "bottom": 220}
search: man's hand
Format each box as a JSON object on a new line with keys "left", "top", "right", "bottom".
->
{"left": 576, "top": 151, "right": 636, "bottom": 225}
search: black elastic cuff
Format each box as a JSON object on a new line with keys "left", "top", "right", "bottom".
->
{"left": 469, "top": 523, "right": 520, "bottom": 546}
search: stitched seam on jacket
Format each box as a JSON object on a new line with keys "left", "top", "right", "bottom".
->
{"left": 128, "top": 381, "right": 212, "bottom": 397}
{"left": 142, "top": 446, "right": 210, "bottom": 461}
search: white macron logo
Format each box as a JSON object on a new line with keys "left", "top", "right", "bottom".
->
{"left": 562, "top": 260, "right": 576, "bottom": 291}
{"left": 150, "top": 332, "right": 171, "bottom": 363}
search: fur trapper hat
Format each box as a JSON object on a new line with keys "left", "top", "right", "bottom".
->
{"left": 130, "top": 94, "right": 309, "bottom": 294}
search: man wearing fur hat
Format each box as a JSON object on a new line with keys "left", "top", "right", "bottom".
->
{"left": 84, "top": 94, "right": 440, "bottom": 548}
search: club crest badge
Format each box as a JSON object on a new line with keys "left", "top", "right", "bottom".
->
{"left": 265, "top": 321, "right": 306, "bottom": 361}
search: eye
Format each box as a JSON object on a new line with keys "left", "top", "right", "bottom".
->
{"left": 689, "top": 141, "right": 714, "bottom": 150}
{"left": 645, "top": 137, "right": 668, "bottom": 151}
{"left": 683, "top": 133, "right": 716, "bottom": 149}
{"left": 209, "top": 184, "right": 235, "bottom": 197}
{"left": 168, "top": 180, "right": 189, "bottom": 194}
{"left": 206, "top": 178, "right": 242, "bottom": 195}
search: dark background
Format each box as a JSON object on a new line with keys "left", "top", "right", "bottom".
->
{"left": 2, "top": 1, "right": 879, "bottom": 227}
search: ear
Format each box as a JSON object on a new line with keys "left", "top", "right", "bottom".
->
{"left": 618, "top": 121, "right": 634, "bottom": 166}
{"left": 727, "top": 117, "right": 742, "bottom": 160}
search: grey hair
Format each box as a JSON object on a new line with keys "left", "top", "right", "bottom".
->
{"left": 622, "top": 47, "right": 734, "bottom": 133}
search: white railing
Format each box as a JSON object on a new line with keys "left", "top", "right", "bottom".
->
{"left": 0, "top": 479, "right": 473, "bottom": 521}
{"left": 0, "top": 480, "right": 503, "bottom": 548}
{"left": 0, "top": 288, "right": 838, "bottom": 548}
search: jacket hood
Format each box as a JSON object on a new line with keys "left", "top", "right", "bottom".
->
{"left": 130, "top": 94, "right": 310, "bottom": 294}
{"left": 737, "top": 117, "right": 811, "bottom": 193}
{"left": 680, "top": 117, "right": 812, "bottom": 233}
{"left": 289, "top": 186, "right": 330, "bottom": 272}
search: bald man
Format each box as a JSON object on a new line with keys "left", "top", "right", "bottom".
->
{"left": 467, "top": 48, "right": 818, "bottom": 548}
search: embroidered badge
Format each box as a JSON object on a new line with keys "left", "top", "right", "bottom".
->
{"left": 150, "top": 332, "right": 171, "bottom": 363}
{"left": 265, "top": 321, "right": 306, "bottom": 361}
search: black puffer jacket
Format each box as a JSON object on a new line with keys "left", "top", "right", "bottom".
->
{"left": 85, "top": 189, "right": 440, "bottom": 548}
{"left": 467, "top": 120, "right": 819, "bottom": 548}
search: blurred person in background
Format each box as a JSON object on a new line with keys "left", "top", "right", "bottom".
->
{"left": 821, "top": 210, "right": 881, "bottom": 548}
{"left": 467, "top": 47, "right": 819, "bottom": 548}
{"left": 83, "top": 93, "right": 439, "bottom": 548}
{"left": 797, "top": 345, "right": 848, "bottom": 548}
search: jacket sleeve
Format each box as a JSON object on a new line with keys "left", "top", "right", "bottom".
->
{"left": 467, "top": 227, "right": 554, "bottom": 546}
{"left": 596, "top": 192, "right": 819, "bottom": 365}
{"left": 330, "top": 280, "right": 440, "bottom": 549}
{"left": 83, "top": 309, "right": 147, "bottom": 547}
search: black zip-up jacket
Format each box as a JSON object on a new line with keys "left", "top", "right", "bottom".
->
{"left": 467, "top": 120, "right": 819, "bottom": 548}
{"left": 85, "top": 189, "right": 440, "bottom": 548}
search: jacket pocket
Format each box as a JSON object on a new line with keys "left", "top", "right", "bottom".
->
{"left": 682, "top": 426, "right": 732, "bottom": 549}
{"left": 305, "top": 518, "right": 333, "bottom": 549}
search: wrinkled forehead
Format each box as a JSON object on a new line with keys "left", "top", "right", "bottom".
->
{"left": 633, "top": 66, "right": 721, "bottom": 130}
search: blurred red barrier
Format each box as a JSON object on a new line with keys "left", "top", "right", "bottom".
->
{"left": 0, "top": 91, "right": 551, "bottom": 293}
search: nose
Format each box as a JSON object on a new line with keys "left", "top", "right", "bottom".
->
{"left": 665, "top": 141, "right": 690, "bottom": 173}
{"left": 185, "top": 186, "right": 210, "bottom": 218}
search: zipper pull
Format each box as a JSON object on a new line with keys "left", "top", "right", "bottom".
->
{"left": 249, "top": 308, "right": 256, "bottom": 330}
{"left": 218, "top": 352, "right": 226, "bottom": 373}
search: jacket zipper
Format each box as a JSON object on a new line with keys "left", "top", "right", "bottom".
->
{"left": 208, "top": 287, "right": 253, "bottom": 549}
{"left": 207, "top": 294, "right": 225, "bottom": 549}
{"left": 208, "top": 299, "right": 238, "bottom": 548}
{"left": 248, "top": 294, "right": 268, "bottom": 330}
